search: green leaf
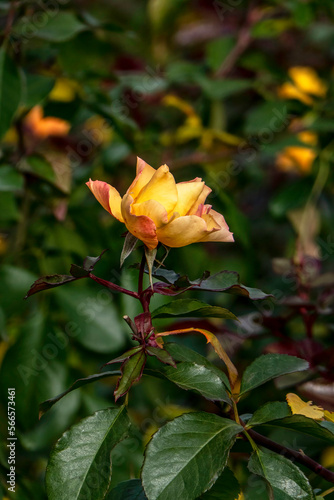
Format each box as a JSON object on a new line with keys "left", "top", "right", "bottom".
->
{"left": 24, "top": 73, "right": 55, "bottom": 107}
{"left": 206, "top": 37, "right": 235, "bottom": 72}
{"left": 142, "top": 413, "right": 242, "bottom": 500}
{"left": 39, "top": 371, "right": 120, "bottom": 418}
{"left": 240, "top": 354, "right": 309, "bottom": 396}
{"left": 199, "top": 468, "right": 240, "bottom": 499}
{"left": 263, "top": 415, "right": 334, "bottom": 444}
{"left": 104, "top": 346, "right": 144, "bottom": 366}
{"left": 146, "top": 346, "right": 177, "bottom": 367}
{"left": 248, "top": 402, "right": 291, "bottom": 427}
{"left": 248, "top": 449, "right": 315, "bottom": 500}
{"left": 161, "top": 362, "right": 232, "bottom": 404}
{"left": 115, "top": 350, "right": 146, "bottom": 401}
{"left": 27, "top": 11, "right": 86, "bottom": 42}
{"left": 0, "top": 47, "right": 21, "bottom": 138}
{"left": 269, "top": 179, "right": 313, "bottom": 218}
{"left": 165, "top": 342, "right": 230, "bottom": 389}
{"left": 196, "top": 75, "right": 253, "bottom": 100}
{"left": 149, "top": 267, "right": 271, "bottom": 300}
{"left": 55, "top": 287, "right": 126, "bottom": 354}
{"left": 21, "top": 155, "right": 57, "bottom": 184}
{"left": 106, "top": 479, "right": 147, "bottom": 499}
{"left": 83, "top": 250, "right": 108, "bottom": 272}
{"left": 0, "top": 166, "right": 24, "bottom": 191}
{"left": 46, "top": 406, "right": 131, "bottom": 500}
{"left": 151, "top": 299, "right": 237, "bottom": 320}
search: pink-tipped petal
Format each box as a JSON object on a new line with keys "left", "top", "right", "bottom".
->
{"left": 86, "top": 179, "right": 123, "bottom": 222}
{"left": 188, "top": 184, "right": 212, "bottom": 215}
{"left": 200, "top": 210, "right": 234, "bottom": 242}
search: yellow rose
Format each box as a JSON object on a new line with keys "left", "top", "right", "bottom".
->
{"left": 87, "top": 157, "right": 234, "bottom": 250}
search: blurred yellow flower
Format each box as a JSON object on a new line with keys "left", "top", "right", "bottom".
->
{"left": 278, "top": 66, "right": 327, "bottom": 105}
{"left": 49, "top": 78, "right": 81, "bottom": 102}
{"left": 24, "top": 106, "right": 70, "bottom": 139}
{"left": 87, "top": 157, "right": 234, "bottom": 249}
{"left": 276, "top": 129, "right": 317, "bottom": 174}
{"left": 161, "top": 94, "right": 241, "bottom": 148}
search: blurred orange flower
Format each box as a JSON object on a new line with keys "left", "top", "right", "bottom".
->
{"left": 278, "top": 66, "right": 327, "bottom": 105}
{"left": 276, "top": 130, "right": 317, "bottom": 174}
{"left": 24, "top": 106, "right": 70, "bottom": 139}
{"left": 87, "top": 157, "right": 234, "bottom": 249}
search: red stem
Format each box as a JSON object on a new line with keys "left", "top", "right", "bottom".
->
{"left": 89, "top": 273, "right": 139, "bottom": 299}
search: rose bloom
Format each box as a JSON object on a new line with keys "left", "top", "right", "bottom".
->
{"left": 87, "top": 157, "right": 233, "bottom": 250}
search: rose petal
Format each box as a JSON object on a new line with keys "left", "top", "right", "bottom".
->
{"left": 132, "top": 200, "right": 169, "bottom": 228}
{"left": 86, "top": 179, "right": 124, "bottom": 222}
{"left": 135, "top": 164, "right": 178, "bottom": 214}
{"left": 199, "top": 210, "right": 234, "bottom": 242}
{"left": 156, "top": 215, "right": 209, "bottom": 247}
{"left": 174, "top": 178, "right": 205, "bottom": 216}
{"left": 121, "top": 193, "right": 158, "bottom": 249}
{"left": 127, "top": 157, "right": 156, "bottom": 199}
{"left": 188, "top": 184, "right": 212, "bottom": 215}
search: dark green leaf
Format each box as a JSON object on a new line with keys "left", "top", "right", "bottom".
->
{"left": 269, "top": 179, "right": 313, "bottom": 218}
{"left": 0, "top": 47, "right": 21, "bottom": 138}
{"left": 161, "top": 362, "right": 232, "bottom": 404}
{"left": 39, "top": 371, "right": 120, "bottom": 418}
{"left": 0, "top": 166, "right": 24, "bottom": 191}
{"left": 24, "top": 73, "right": 55, "bottom": 107}
{"left": 263, "top": 415, "right": 334, "bottom": 443}
{"left": 46, "top": 406, "right": 131, "bottom": 500}
{"left": 248, "top": 449, "right": 315, "bottom": 500}
{"left": 149, "top": 268, "right": 271, "bottom": 300}
{"left": 248, "top": 402, "right": 291, "bottom": 427}
{"left": 107, "top": 479, "right": 147, "bottom": 500}
{"left": 114, "top": 350, "right": 146, "bottom": 401}
{"left": 21, "top": 155, "right": 57, "bottom": 184}
{"left": 240, "top": 355, "right": 309, "bottom": 396}
{"left": 28, "top": 12, "right": 86, "bottom": 42}
{"left": 146, "top": 346, "right": 177, "bottom": 367}
{"left": 151, "top": 299, "right": 237, "bottom": 320}
{"left": 166, "top": 342, "right": 230, "bottom": 389}
{"left": 55, "top": 287, "right": 126, "bottom": 354}
{"left": 142, "top": 413, "right": 242, "bottom": 500}
{"left": 200, "top": 468, "right": 240, "bottom": 499}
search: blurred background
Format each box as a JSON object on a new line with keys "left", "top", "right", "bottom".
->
{"left": 0, "top": 0, "right": 334, "bottom": 498}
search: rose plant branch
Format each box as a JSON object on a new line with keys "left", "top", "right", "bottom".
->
{"left": 26, "top": 157, "right": 334, "bottom": 499}
{"left": 246, "top": 428, "right": 334, "bottom": 484}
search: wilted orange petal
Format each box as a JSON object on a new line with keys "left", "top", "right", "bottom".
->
{"left": 135, "top": 164, "right": 178, "bottom": 214}
{"left": 86, "top": 179, "right": 124, "bottom": 222}
{"left": 121, "top": 193, "right": 158, "bottom": 249}
{"left": 174, "top": 178, "right": 205, "bottom": 216}
{"left": 200, "top": 210, "right": 234, "bottom": 243}
{"left": 286, "top": 393, "right": 324, "bottom": 419}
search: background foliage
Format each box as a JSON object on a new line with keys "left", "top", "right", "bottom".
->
{"left": 0, "top": 0, "right": 334, "bottom": 498}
